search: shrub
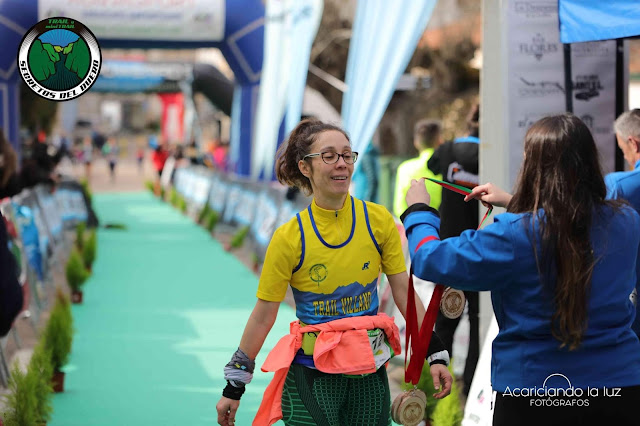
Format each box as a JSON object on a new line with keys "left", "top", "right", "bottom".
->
{"left": 169, "top": 188, "right": 179, "bottom": 207}
{"left": 43, "top": 289, "right": 73, "bottom": 372}
{"left": 80, "top": 178, "right": 92, "bottom": 206}
{"left": 2, "top": 363, "right": 39, "bottom": 426}
{"left": 145, "top": 180, "right": 155, "bottom": 193}
{"left": 76, "top": 221, "right": 86, "bottom": 251}
{"left": 206, "top": 210, "right": 219, "bottom": 233}
{"left": 83, "top": 230, "right": 97, "bottom": 270}
{"left": 431, "top": 366, "right": 463, "bottom": 426}
{"left": 198, "top": 204, "right": 211, "bottom": 224}
{"left": 231, "top": 226, "right": 250, "bottom": 248}
{"left": 29, "top": 341, "right": 53, "bottom": 423}
{"left": 178, "top": 196, "right": 187, "bottom": 213}
{"left": 66, "top": 249, "right": 89, "bottom": 292}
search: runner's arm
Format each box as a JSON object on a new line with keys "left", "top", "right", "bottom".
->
{"left": 238, "top": 298, "right": 280, "bottom": 359}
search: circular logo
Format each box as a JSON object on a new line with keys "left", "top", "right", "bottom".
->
{"left": 308, "top": 264, "right": 327, "bottom": 285}
{"left": 18, "top": 17, "right": 101, "bottom": 101}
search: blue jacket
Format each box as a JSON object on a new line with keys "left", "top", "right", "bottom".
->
{"left": 606, "top": 158, "right": 640, "bottom": 336}
{"left": 403, "top": 204, "right": 640, "bottom": 392}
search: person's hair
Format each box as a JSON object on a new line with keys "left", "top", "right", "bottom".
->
{"left": 508, "top": 114, "right": 621, "bottom": 351}
{"left": 0, "top": 129, "right": 17, "bottom": 188}
{"left": 413, "top": 119, "right": 441, "bottom": 149}
{"left": 466, "top": 104, "right": 480, "bottom": 137}
{"left": 613, "top": 108, "right": 640, "bottom": 141}
{"left": 275, "top": 119, "right": 349, "bottom": 195}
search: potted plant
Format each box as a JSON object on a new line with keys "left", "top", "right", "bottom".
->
{"left": 206, "top": 210, "right": 219, "bottom": 234}
{"left": 2, "top": 364, "right": 38, "bottom": 425}
{"left": 29, "top": 341, "right": 53, "bottom": 424}
{"left": 75, "top": 221, "right": 86, "bottom": 251}
{"left": 178, "top": 196, "right": 187, "bottom": 214}
{"left": 79, "top": 178, "right": 93, "bottom": 208}
{"left": 82, "top": 230, "right": 97, "bottom": 272}
{"left": 169, "top": 188, "right": 179, "bottom": 207}
{"left": 225, "top": 225, "right": 250, "bottom": 251}
{"left": 43, "top": 289, "right": 73, "bottom": 393}
{"left": 66, "top": 249, "right": 89, "bottom": 303}
{"left": 198, "top": 204, "right": 211, "bottom": 225}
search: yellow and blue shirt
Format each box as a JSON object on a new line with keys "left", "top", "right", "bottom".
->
{"left": 257, "top": 195, "right": 406, "bottom": 326}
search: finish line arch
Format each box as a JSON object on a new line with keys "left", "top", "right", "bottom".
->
{"left": 0, "top": 0, "right": 265, "bottom": 176}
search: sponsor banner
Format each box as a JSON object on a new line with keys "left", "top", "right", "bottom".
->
{"left": 507, "top": 1, "right": 620, "bottom": 184}
{"left": 234, "top": 188, "right": 257, "bottom": 226}
{"left": 462, "top": 317, "right": 499, "bottom": 426}
{"left": 507, "top": 1, "right": 566, "bottom": 184}
{"left": 38, "top": 0, "right": 225, "bottom": 42}
{"left": 208, "top": 174, "right": 229, "bottom": 215}
{"left": 222, "top": 184, "right": 243, "bottom": 225}
{"left": 571, "top": 40, "right": 617, "bottom": 175}
{"left": 251, "top": 190, "right": 281, "bottom": 249}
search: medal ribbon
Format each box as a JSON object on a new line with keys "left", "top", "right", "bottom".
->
{"left": 404, "top": 177, "right": 493, "bottom": 385}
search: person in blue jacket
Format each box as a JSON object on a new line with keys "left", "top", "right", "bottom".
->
{"left": 401, "top": 114, "right": 640, "bottom": 426}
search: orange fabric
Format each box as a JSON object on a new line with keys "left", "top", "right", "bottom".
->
{"left": 253, "top": 313, "right": 400, "bottom": 426}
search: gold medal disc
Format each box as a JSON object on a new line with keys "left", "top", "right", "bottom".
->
{"left": 391, "top": 389, "right": 427, "bottom": 426}
{"left": 440, "top": 287, "right": 465, "bottom": 319}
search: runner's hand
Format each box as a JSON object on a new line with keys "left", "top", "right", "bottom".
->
{"left": 464, "top": 182, "right": 512, "bottom": 208}
{"left": 406, "top": 178, "right": 431, "bottom": 207}
{"left": 430, "top": 364, "right": 452, "bottom": 399}
{"left": 216, "top": 397, "right": 240, "bottom": 426}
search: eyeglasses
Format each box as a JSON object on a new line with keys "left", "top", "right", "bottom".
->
{"left": 303, "top": 151, "right": 358, "bottom": 165}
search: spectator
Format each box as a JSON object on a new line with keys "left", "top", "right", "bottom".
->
{"left": 393, "top": 119, "right": 443, "bottom": 218}
{"left": 427, "top": 104, "right": 481, "bottom": 397}
{"left": 605, "top": 108, "right": 640, "bottom": 336}
{"left": 404, "top": 114, "right": 640, "bottom": 425}
{"left": 0, "top": 129, "right": 20, "bottom": 198}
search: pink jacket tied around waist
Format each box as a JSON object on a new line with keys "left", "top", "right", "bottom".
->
{"left": 253, "top": 313, "right": 401, "bottom": 425}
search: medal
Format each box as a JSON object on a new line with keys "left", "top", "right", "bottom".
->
{"left": 440, "top": 287, "right": 465, "bottom": 319}
{"left": 391, "top": 388, "right": 427, "bottom": 426}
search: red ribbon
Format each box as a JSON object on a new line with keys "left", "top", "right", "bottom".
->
{"left": 403, "top": 177, "right": 493, "bottom": 384}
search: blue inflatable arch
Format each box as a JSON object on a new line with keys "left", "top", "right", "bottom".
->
{"left": 0, "top": 0, "right": 265, "bottom": 176}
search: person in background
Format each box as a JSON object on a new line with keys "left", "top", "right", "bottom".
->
{"left": 0, "top": 130, "right": 20, "bottom": 199}
{"left": 136, "top": 146, "right": 145, "bottom": 173}
{"left": 404, "top": 114, "right": 640, "bottom": 426}
{"left": 393, "top": 119, "right": 443, "bottom": 218}
{"left": 82, "top": 136, "right": 93, "bottom": 182}
{"left": 604, "top": 108, "right": 640, "bottom": 336}
{"left": 215, "top": 119, "right": 452, "bottom": 426}
{"left": 151, "top": 143, "right": 169, "bottom": 181}
{"left": 103, "top": 137, "right": 119, "bottom": 182}
{"left": 427, "top": 104, "right": 481, "bottom": 397}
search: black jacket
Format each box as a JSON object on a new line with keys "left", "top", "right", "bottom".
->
{"left": 427, "top": 137, "right": 480, "bottom": 239}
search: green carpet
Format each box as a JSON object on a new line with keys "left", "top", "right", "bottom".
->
{"left": 51, "top": 192, "right": 293, "bottom": 426}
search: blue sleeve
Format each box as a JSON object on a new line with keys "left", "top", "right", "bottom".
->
{"left": 604, "top": 174, "right": 620, "bottom": 200}
{"left": 634, "top": 219, "right": 640, "bottom": 338}
{"left": 403, "top": 211, "right": 516, "bottom": 291}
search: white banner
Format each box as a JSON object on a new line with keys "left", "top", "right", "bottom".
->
{"left": 506, "top": 1, "right": 621, "bottom": 184}
{"left": 38, "top": 0, "right": 225, "bottom": 42}
{"left": 507, "top": 1, "right": 566, "bottom": 185}
{"left": 571, "top": 41, "right": 619, "bottom": 175}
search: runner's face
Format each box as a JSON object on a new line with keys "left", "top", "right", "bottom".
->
{"left": 302, "top": 130, "right": 353, "bottom": 197}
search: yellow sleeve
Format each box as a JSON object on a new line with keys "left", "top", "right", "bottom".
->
{"left": 367, "top": 202, "right": 407, "bottom": 275}
{"left": 256, "top": 220, "right": 300, "bottom": 302}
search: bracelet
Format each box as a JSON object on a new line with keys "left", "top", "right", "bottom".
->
{"left": 427, "top": 350, "right": 450, "bottom": 367}
{"left": 222, "top": 381, "right": 246, "bottom": 400}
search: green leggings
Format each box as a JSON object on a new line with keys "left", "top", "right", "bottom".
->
{"left": 281, "top": 364, "right": 392, "bottom": 426}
